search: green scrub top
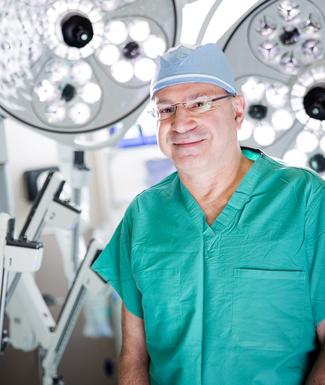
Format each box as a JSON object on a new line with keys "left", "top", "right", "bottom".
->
{"left": 92, "top": 148, "right": 325, "bottom": 385}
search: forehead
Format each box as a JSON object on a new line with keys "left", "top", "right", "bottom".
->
{"left": 154, "top": 82, "right": 225, "bottom": 104}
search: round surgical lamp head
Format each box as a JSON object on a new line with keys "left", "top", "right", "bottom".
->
{"left": 0, "top": 0, "right": 184, "bottom": 149}
{"left": 199, "top": 0, "right": 325, "bottom": 176}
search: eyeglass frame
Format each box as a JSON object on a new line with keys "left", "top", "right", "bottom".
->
{"left": 150, "top": 93, "right": 236, "bottom": 121}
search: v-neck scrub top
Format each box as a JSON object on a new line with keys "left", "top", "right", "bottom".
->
{"left": 92, "top": 148, "right": 325, "bottom": 385}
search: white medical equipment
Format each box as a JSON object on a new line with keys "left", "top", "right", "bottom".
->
{"left": 0, "top": 169, "right": 110, "bottom": 384}
{"left": 0, "top": 213, "right": 43, "bottom": 352}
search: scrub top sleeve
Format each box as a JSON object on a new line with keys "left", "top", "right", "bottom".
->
{"left": 91, "top": 214, "right": 143, "bottom": 319}
{"left": 306, "top": 184, "right": 325, "bottom": 327}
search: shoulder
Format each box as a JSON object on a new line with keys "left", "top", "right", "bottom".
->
{"left": 261, "top": 152, "right": 325, "bottom": 195}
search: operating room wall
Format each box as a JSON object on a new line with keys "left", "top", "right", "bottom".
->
{"left": 5, "top": 118, "right": 60, "bottom": 230}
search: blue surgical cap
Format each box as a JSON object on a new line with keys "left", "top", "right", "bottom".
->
{"left": 150, "top": 43, "right": 238, "bottom": 98}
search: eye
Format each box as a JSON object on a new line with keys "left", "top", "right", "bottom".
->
{"left": 192, "top": 100, "right": 206, "bottom": 108}
{"left": 189, "top": 100, "right": 210, "bottom": 110}
{"left": 159, "top": 105, "right": 174, "bottom": 114}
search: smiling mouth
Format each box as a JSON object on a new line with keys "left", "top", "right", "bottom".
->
{"left": 173, "top": 139, "right": 206, "bottom": 146}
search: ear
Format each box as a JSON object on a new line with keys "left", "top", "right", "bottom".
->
{"left": 232, "top": 95, "right": 245, "bottom": 126}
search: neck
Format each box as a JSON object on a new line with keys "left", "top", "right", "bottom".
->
{"left": 179, "top": 148, "right": 253, "bottom": 206}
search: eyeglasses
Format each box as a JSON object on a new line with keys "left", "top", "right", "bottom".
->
{"left": 151, "top": 94, "right": 235, "bottom": 121}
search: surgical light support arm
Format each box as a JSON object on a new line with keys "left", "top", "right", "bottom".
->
{"left": 0, "top": 213, "right": 43, "bottom": 352}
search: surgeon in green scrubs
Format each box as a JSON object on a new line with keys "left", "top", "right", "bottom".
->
{"left": 92, "top": 43, "right": 325, "bottom": 385}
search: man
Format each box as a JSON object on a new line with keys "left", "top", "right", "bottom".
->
{"left": 92, "top": 43, "right": 325, "bottom": 385}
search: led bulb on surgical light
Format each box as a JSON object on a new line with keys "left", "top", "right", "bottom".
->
{"left": 296, "top": 131, "right": 319, "bottom": 153}
{"left": 271, "top": 109, "right": 294, "bottom": 131}
{"left": 265, "top": 84, "right": 289, "bottom": 108}
{"left": 69, "top": 102, "right": 91, "bottom": 124}
{"left": 301, "top": 13, "right": 322, "bottom": 33}
{"left": 255, "top": 15, "right": 277, "bottom": 36}
{"left": 278, "top": 0, "right": 301, "bottom": 22}
{"left": 283, "top": 149, "right": 307, "bottom": 167}
{"left": 241, "top": 78, "right": 265, "bottom": 103}
{"left": 134, "top": 58, "right": 155, "bottom": 82}
{"left": 35, "top": 80, "right": 58, "bottom": 102}
{"left": 105, "top": 20, "right": 128, "bottom": 45}
{"left": 46, "top": 60, "right": 70, "bottom": 82}
{"left": 45, "top": 103, "right": 66, "bottom": 123}
{"left": 302, "top": 40, "right": 323, "bottom": 60}
{"left": 128, "top": 20, "right": 150, "bottom": 42}
{"left": 97, "top": 0, "right": 119, "bottom": 11}
{"left": 111, "top": 60, "right": 134, "bottom": 83}
{"left": 280, "top": 51, "right": 299, "bottom": 73}
{"left": 253, "top": 123, "right": 276, "bottom": 146}
{"left": 258, "top": 41, "right": 280, "bottom": 60}
{"left": 71, "top": 61, "right": 93, "bottom": 85}
{"left": 80, "top": 82, "right": 102, "bottom": 104}
{"left": 97, "top": 44, "right": 120, "bottom": 65}
{"left": 143, "top": 35, "right": 166, "bottom": 58}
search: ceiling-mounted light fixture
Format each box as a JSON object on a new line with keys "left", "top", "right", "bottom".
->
{"left": 0, "top": 0, "right": 185, "bottom": 149}
{"left": 199, "top": 0, "right": 325, "bottom": 176}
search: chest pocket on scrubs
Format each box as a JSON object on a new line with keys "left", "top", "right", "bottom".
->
{"left": 232, "top": 268, "right": 306, "bottom": 351}
{"left": 134, "top": 268, "right": 181, "bottom": 346}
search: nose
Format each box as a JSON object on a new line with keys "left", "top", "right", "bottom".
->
{"left": 171, "top": 105, "right": 197, "bottom": 133}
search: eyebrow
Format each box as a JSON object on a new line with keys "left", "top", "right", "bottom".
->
{"left": 156, "top": 92, "right": 216, "bottom": 105}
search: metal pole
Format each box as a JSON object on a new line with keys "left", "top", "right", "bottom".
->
{"left": 0, "top": 117, "right": 14, "bottom": 216}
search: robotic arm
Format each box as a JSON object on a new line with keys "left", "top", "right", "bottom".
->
{"left": 0, "top": 213, "right": 43, "bottom": 352}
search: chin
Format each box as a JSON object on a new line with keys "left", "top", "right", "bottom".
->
{"left": 174, "top": 155, "right": 207, "bottom": 172}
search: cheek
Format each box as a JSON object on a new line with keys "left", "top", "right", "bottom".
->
{"left": 157, "top": 125, "right": 169, "bottom": 154}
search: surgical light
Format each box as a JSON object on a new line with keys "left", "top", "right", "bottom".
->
{"left": 238, "top": 76, "right": 294, "bottom": 148}
{"left": 201, "top": 0, "right": 325, "bottom": 174}
{"left": 0, "top": 0, "right": 183, "bottom": 148}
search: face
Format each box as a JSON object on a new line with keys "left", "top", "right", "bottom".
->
{"left": 154, "top": 82, "right": 245, "bottom": 174}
